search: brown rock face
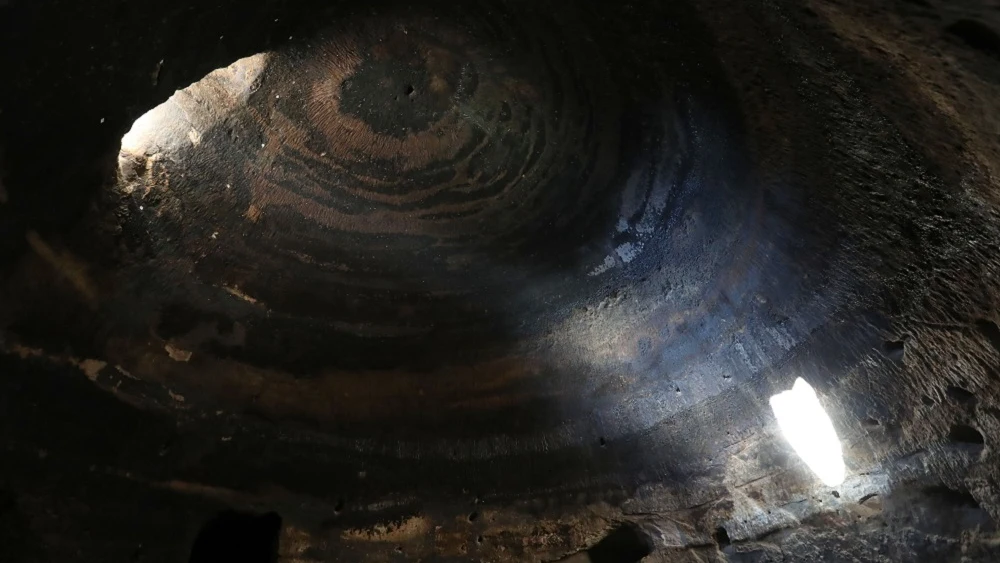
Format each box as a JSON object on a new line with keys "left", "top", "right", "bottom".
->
{"left": 2, "top": 0, "right": 1000, "bottom": 561}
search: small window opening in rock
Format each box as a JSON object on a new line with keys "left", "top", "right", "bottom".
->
{"left": 948, "top": 423, "right": 985, "bottom": 445}
{"left": 585, "top": 523, "right": 653, "bottom": 563}
{"left": 769, "top": 378, "right": 846, "bottom": 486}
{"left": 188, "top": 510, "right": 281, "bottom": 563}
{"left": 713, "top": 526, "right": 731, "bottom": 548}
{"left": 118, "top": 53, "right": 271, "bottom": 186}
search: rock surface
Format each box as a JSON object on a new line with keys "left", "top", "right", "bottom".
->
{"left": 1, "top": 0, "right": 1000, "bottom": 561}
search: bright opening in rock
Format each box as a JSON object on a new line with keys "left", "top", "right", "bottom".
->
{"left": 118, "top": 52, "right": 271, "bottom": 186}
{"left": 770, "top": 377, "right": 846, "bottom": 487}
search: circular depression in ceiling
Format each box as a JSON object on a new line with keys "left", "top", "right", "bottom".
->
{"left": 111, "top": 0, "right": 852, "bottom": 452}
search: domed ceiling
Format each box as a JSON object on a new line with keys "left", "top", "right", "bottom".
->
{"left": 1, "top": 0, "right": 1000, "bottom": 561}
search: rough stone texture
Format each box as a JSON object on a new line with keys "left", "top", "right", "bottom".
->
{"left": 2, "top": 0, "right": 1000, "bottom": 561}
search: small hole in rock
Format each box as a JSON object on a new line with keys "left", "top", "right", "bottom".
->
{"left": 713, "top": 526, "right": 731, "bottom": 548}
{"left": 832, "top": 490, "right": 840, "bottom": 498}
{"left": 883, "top": 340, "right": 905, "bottom": 360}
{"left": 404, "top": 84, "right": 415, "bottom": 96}
{"left": 946, "top": 20, "right": 1000, "bottom": 56}
{"left": 863, "top": 417, "right": 880, "bottom": 427}
{"left": 188, "top": 510, "right": 281, "bottom": 563}
{"left": 599, "top": 436, "right": 607, "bottom": 447}
{"left": 948, "top": 423, "right": 985, "bottom": 445}
{"left": 946, "top": 385, "right": 976, "bottom": 403}
{"left": 859, "top": 493, "right": 879, "bottom": 505}
{"left": 394, "top": 546, "right": 403, "bottom": 554}
{"left": 477, "top": 535, "right": 484, "bottom": 544}
{"left": 334, "top": 499, "right": 345, "bottom": 513}
{"left": 975, "top": 318, "right": 1000, "bottom": 354}
{"left": 468, "top": 511, "right": 479, "bottom": 522}
{"left": 921, "top": 394, "right": 935, "bottom": 406}
{"left": 587, "top": 523, "right": 653, "bottom": 563}
{"left": 923, "top": 485, "right": 980, "bottom": 508}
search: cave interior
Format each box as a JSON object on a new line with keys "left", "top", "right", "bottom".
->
{"left": 2, "top": 0, "right": 1000, "bottom": 561}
